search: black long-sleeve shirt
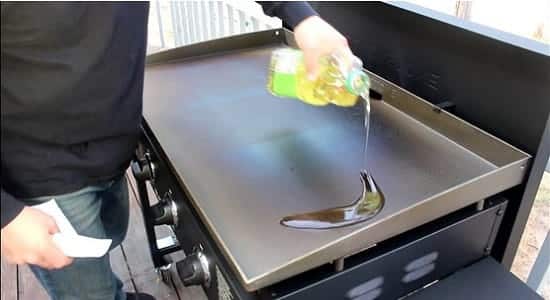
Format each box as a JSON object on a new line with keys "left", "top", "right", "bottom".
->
{"left": 1, "top": 2, "right": 317, "bottom": 228}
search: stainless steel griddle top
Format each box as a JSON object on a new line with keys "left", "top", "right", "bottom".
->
{"left": 143, "top": 45, "right": 529, "bottom": 291}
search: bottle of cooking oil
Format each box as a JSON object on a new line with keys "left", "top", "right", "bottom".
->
{"left": 267, "top": 48, "right": 370, "bottom": 107}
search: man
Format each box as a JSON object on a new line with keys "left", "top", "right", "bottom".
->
{"left": 1, "top": 2, "right": 350, "bottom": 299}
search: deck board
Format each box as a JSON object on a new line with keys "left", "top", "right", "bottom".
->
{"left": 132, "top": 272, "right": 181, "bottom": 300}
{"left": 1, "top": 259, "right": 18, "bottom": 300}
{"left": 17, "top": 265, "right": 48, "bottom": 300}
{"left": 110, "top": 246, "right": 135, "bottom": 292}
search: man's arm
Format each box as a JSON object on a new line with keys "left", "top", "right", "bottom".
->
{"left": 257, "top": 1, "right": 318, "bottom": 29}
{"left": 257, "top": 1, "right": 350, "bottom": 79}
{"left": 1, "top": 3, "right": 72, "bottom": 269}
{"left": 1, "top": 181, "right": 72, "bottom": 269}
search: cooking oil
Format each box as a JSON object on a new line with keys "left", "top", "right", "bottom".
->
{"left": 279, "top": 91, "right": 385, "bottom": 230}
{"left": 267, "top": 48, "right": 370, "bottom": 107}
{"left": 280, "top": 170, "right": 384, "bottom": 229}
{"left": 269, "top": 48, "right": 385, "bottom": 229}
{"left": 363, "top": 92, "right": 371, "bottom": 170}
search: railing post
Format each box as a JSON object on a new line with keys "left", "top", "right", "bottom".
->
{"left": 169, "top": 2, "right": 181, "bottom": 46}
{"left": 527, "top": 230, "right": 550, "bottom": 294}
{"left": 209, "top": 1, "right": 217, "bottom": 38}
{"left": 155, "top": 0, "right": 165, "bottom": 49}
{"left": 227, "top": 3, "right": 235, "bottom": 35}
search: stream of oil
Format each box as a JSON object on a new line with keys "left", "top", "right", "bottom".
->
{"left": 363, "top": 93, "right": 372, "bottom": 169}
{"left": 280, "top": 97, "right": 385, "bottom": 229}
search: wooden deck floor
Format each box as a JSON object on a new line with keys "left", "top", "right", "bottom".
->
{"left": 1, "top": 171, "right": 207, "bottom": 300}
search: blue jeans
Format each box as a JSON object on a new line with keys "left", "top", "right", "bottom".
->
{"left": 24, "top": 176, "right": 130, "bottom": 300}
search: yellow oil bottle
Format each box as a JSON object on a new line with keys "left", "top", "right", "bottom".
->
{"left": 267, "top": 48, "right": 370, "bottom": 107}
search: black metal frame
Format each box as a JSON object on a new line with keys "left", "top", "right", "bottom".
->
{"left": 310, "top": 1, "right": 550, "bottom": 268}
{"left": 134, "top": 119, "right": 512, "bottom": 298}
{"left": 131, "top": 149, "right": 180, "bottom": 269}
{"left": 262, "top": 198, "right": 508, "bottom": 299}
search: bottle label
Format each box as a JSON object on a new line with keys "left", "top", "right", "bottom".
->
{"left": 270, "top": 48, "right": 299, "bottom": 98}
{"left": 273, "top": 48, "right": 300, "bottom": 74}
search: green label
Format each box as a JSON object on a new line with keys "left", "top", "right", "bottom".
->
{"left": 271, "top": 72, "right": 297, "bottom": 98}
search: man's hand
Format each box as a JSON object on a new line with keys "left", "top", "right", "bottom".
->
{"left": 1, "top": 206, "right": 73, "bottom": 269}
{"left": 294, "top": 16, "right": 350, "bottom": 80}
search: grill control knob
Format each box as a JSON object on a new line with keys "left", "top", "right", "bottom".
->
{"left": 131, "top": 152, "right": 156, "bottom": 181}
{"left": 151, "top": 192, "right": 179, "bottom": 225}
{"left": 176, "top": 250, "right": 210, "bottom": 287}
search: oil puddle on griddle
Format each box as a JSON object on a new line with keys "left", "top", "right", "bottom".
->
{"left": 281, "top": 97, "right": 385, "bottom": 229}
{"left": 281, "top": 170, "right": 384, "bottom": 229}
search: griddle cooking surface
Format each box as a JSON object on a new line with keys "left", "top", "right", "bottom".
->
{"left": 143, "top": 46, "right": 520, "bottom": 290}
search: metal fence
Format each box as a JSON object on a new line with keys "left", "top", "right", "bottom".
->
{"left": 147, "top": 0, "right": 282, "bottom": 53}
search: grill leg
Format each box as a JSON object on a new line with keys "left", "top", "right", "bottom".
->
{"left": 476, "top": 199, "right": 485, "bottom": 211}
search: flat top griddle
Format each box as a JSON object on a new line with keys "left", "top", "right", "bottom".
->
{"left": 143, "top": 30, "right": 530, "bottom": 291}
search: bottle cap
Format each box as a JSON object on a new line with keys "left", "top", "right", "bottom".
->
{"left": 345, "top": 69, "right": 370, "bottom": 97}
